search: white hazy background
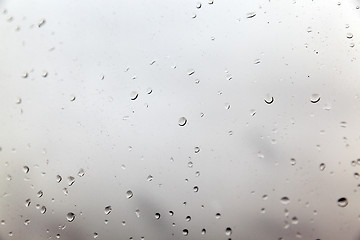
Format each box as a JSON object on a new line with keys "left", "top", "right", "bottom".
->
{"left": 1, "top": 0, "right": 360, "bottom": 239}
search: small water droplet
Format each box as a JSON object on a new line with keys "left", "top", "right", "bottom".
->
{"left": 310, "top": 94, "right": 320, "bottom": 103}
{"left": 254, "top": 59, "right": 261, "bottom": 64}
{"left": 319, "top": 163, "right": 326, "bottom": 171}
{"left": 215, "top": 213, "right": 221, "bottom": 219}
{"left": 22, "top": 72, "right": 28, "bottom": 78}
{"left": 16, "top": 97, "right": 22, "bottom": 104}
{"left": 146, "top": 88, "right": 153, "bottom": 94}
{"left": 155, "top": 213, "right": 161, "bottom": 219}
{"left": 188, "top": 161, "right": 193, "bottom": 168}
{"left": 307, "top": 27, "right": 312, "bottom": 33}
{"left": 346, "top": 33, "right": 353, "bottom": 39}
{"left": 23, "top": 166, "right": 29, "bottom": 173}
{"left": 77, "top": 168, "right": 85, "bottom": 177}
{"left": 194, "top": 147, "right": 200, "bottom": 153}
{"left": 178, "top": 117, "right": 187, "bottom": 126}
{"left": 246, "top": 12, "right": 256, "bottom": 18}
{"left": 264, "top": 96, "right": 274, "bottom": 104}
{"left": 188, "top": 69, "right": 195, "bottom": 75}
{"left": 24, "top": 219, "right": 30, "bottom": 225}
{"left": 147, "top": 175, "right": 153, "bottom": 181}
{"left": 25, "top": 198, "right": 31, "bottom": 207}
{"left": 67, "top": 176, "right": 75, "bottom": 186}
{"left": 104, "top": 206, "right": 112, "bottom": 215}
{"left": 182, "top": 229, "right": 189, "bottom": 236}
{"left": 122, "top": 221, "right": 126, "bottom": 226}
{"left": 201, "top": 228, "right": 206, "bottom": 235}
{"left": 208, "top": 0, "right": 214, "bottom": 4}
{"left": 262, "top": 194, "right": 268, "bottom": 200}
{"left": 37, "top": 190, "right": 43, "bottom": 198}
{"left": 66, "top": 212, "right": 75, "bottom": 222}
{"left": 185, "top": 216, "right": 191, "bottom": 221}
{"left": 196, "top": 2, "right": 202, "bottom": 9}
{"left": 38, "top": 18, "right": 46, "bottom": 27}
{"left": 193, "top": 186, "right": 199, "bottom": 192}
{"left": 290, "top": 158, "right": 296, "bottom": 166}
{"left": 135, "top": 209, "right": 141, "bottom": 218}
{"left": 292, "top": 217, "right": 299, "bottom": 224}
{"left": 41, "top": 71, "right": 48, "bottom": 78}
{"left": 0, "top": 220, "right": 5, "bottom": 225}
{"left": 280, "top": 196, "right": 290, "bottom": 205}
{"left": 93, "top": 232, "right": 98, "bottom": 238}
{"left": 40, "top": 206, "right": 46, "bottom": 214}
{"left": 126, "top": 190, "right": 133, "bottom": 199}
{"left": 169, "top": 211, "right": 174, "bottom": 216}
{"left": 130, "top": 91, "right": 138, "bottom": 100}
{"left": 56, "top": 175, "right": 62, "bottom": 183}
{"left": 224, "top": 103, "right": 231, "bottom": 109}
{"left": 63, "top": 188, "right": 69, "bottom": 195}
{"left": 225, "top": 227, "right": 232, "bottom": 236}
{"left": 195, "top": 171, "right": 200, "bottom": 177}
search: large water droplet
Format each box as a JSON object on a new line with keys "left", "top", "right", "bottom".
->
{"left": 225, "top": 227, "right": 232, "bottom": 236}
{"left": 280, "top": 196, "right": 290, "bottom": 205}
{"left": 66, "top": 212, "right": 75, "bottom": 222}
{"left": 178, "top": 117, "right": 187, "bottom": 126}
{"left": 104, "top": 206, "right": 112, "bottom": 215}
{"left": 337, "top": 197, "right": 348, "bottom": 207}
{"left": 126, "top": 190, "right": 133, "bottom": 199}
{"left": 130, "top": 91, "right": 138, "bottom": 100}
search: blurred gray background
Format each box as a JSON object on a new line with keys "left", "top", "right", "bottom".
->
{"left": 1, "top": 0, "right": 360, "bottom": 239}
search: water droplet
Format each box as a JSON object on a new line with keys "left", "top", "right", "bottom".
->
{"left": 40, "top": 206, "right": 46, "bottom": 214}
{"left": 8, "top": 232, "right": 13, "bottom": 237}
{"left": 0, "top": 220, "right": 5, "bottom": 225}
{"left": 77, "top": 168, "right": 85, "bottom": 177}
{"left": 93, "top": 232, "right": 98, "bottom": 238}
{"left": 319, "top": 163, "right": 326, "bottom": 171}
{"left": 350, "top": 42, "right": 355, "bottom": 48}
{"left": 66, "top": 212, "right": 75, "bottom": 222}
{"left": 16, "top": 97, "right": 22, "bottom": 104}
{"left": 224, "top": 103, "right": 231, "bottom": 109}
{"left": 246, "top": 12, "right": 256, "bottom": 18}
{"left": 23, "top": 166, "right": 29, "bottom": 173}
{"left": 195, "top": 171, "right": 200, "bottom": 177}
{"left": 280, "top": 196, "right": 290, "bottom": 205}
{"left": 56, "top": 234, "right": 60, "bottom": 239}
{"left": 25, "top": 198, "right": 31, "bottom": 207}
{"left": 63, "top": 188, "right": 69, "bottom": 195}
{"left": 260, "top": 208, "right": 266, "bottom": 213}
{"left": 225, "top": 227, "right": 232, "bottom": 236}
{"left": 70, "top": 95, "right": 76, "bottom": 101}
{"left": 310, "top": 94, "right": 320, "bottom": 103}
{"left": 38, "top": 18, "right": 46, "bottom": 27}
{"left": 178, "top": 117, "right": 187, "bottom": 126}
{"left": 346, "top": 33, "right": 353, "bottom": 39}
{"left": 146, "top": 88, "right": 153, "bottom": 94}
{"left": 215, "top": 213, "right": 221, "bottom": 219}
{"left": 182, "top": 229, "right": 189, "bottom": 236}
{"left": 155, "top": 213, "right": 161, "bottom": 219}
{"left": 37, "top": 190, "right": 43, "bottom": 198}
{"left": 130, "top": 91, "right": 138, "bottom": 100}
{"left": 67, "top": 176, "right": 75, "bottom": 186}
{"left": 290, "top": 158, "right": 296, "bottom": 166}
{"left": 104, "top": 206, "right": 112, "bottom": 215}
{"left": 337, "top": 197, "right": 348, "bottom": 207}
{"left": 254, "top": 59, "right": 261, "bottom": 64}
{"left": 264, "top": 96, "right": 274, "bottom": 104}
{"left": 126, "top": 190, "right": 133, "bottom": 199}
{"left": 147, "top": 175, "right": 153, "bottom": 181}
{"left": 194, "top": 147, "right": 200, "bottom": 153}
{"left": 196, "top": 2, "right": 202, "bottom": 8}
{"left": 185, "top": 216, "right": 191, "bottom": 221}
{"left": 22, "top": 72, "right": 28, "bottom": 78}
{"left": 193, "top": 186, "right": 199, "bottom": 192}
{"left": 262, "top": 194, "right": 268, "bottom": 200}
{"left": 201, "top": 229, "right": 206, "bottom": 235}
{"left": 56, "top": 175, "right": 62, "bottom": 183}
{"left": 292, "top": 217, "right": 299, "bottom": 224}
{"left": 188, "top": 161, "right": 193, "bottom": 168}
{"left": 135, "top": 209, "right": 141, "bottom": 218}
{"left": 354, "top": 172, "right": 359, "bottom": 179}
{"left": 250, "top": 109, "right": 256, "bottom": 116}
{"left": 188, "top": 69, "right": 195, "bottom": 75}
{"left": 24, "top": 219, "right": 30, "bottom": 225}
{"left": 307, "top": 27, "right": 312, "bottom": 33}
{"left": 41, "top": 71, "right": 48, "bottom": 78}
{"left": 122, "top": 221, "right": 126, "bottom": 226}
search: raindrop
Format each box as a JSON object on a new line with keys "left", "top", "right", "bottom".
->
{"left": 16, "top": 97, "right": 22, "bottom": 104}
{"left": 319, "top": 163, "right": 326, "bottom": 171}
{"left": 193, "top": 186, "right": 199, "bottom": 192}
{"left": 77, "top": 168, "right": 85, "bottom": 177}
{"left": 188, "top": 69, "right": 195, "bottom": 75}
{"left": 126, "top": 190, "right": 133, "bottom": 199}
{"left": 56, "top": 234, "right": 60, "bottom": 239}
{"left": 22, "top": 72, "right": 28, "bottom": 78}
{"left": 182, "top": 229, "right": 189, "bottom": 236}
{"left": 195, "top": 171, "right": 200, "bottom": 177}
{"left": 37, "top": 190, "right": 43, "bottom": 198}
{"left": 40, "top": 206, "right": 46, "bottom": 214}
{"left": 24, "top": 219, "right": 30, "bottom": 225}
{"left": 130, "top": 91, "right": 138, "bottom": 100}
{"left": 346, "top": 33, "right": 353, "bottom": 39}
{"left": 70, "top": 95, "right": 76, "bottom": 101}
{"left": 155, "top": 213, "right": 161, "bottom": 219}
{"left": 280, "top": 196, "right": 290, "bottom": 205}
{"left": 147, "top": 175, "right": 153, "bottom": 181}
{"left": 25, "top": 198, "right": 31, "bottom": 207}
{"left": 262, "top": 195, "right": 268, "bottom": 200}
{"left": 38, "top": 18, "right": 46, "bottom": 27}
{"left": 135, "top": 209, "right": 140, "bottom": 218}
{"left": 178, "top": 117, "right": 187, "bottom": 126}
{"left": 93, "top": 232, "right": 98, "bottom": 238}
{"left": 122, "top": 221, "right": 126, "bottom": 226}
{"left": 307, "top": 27, "right": 312, "bottom": 33}
{"left": 224, "top": 103, "right": 231, "bottom": 109}
{"left": 104, "top": 206, "right": 112, "bottom": 215}
{"left": 66, "top": 212, "right": 75, "bottom": 222}
{"left": 337, "top": 197, "right": 348, "bottom": 207}
{"left": 225, "top": 227, "right": 232, "bottom": 236}
{"left": 188, "top": 161, "right": 193, "bottom": 168}
{"left": 215, "top": 213, "right": 221, "bottom": 219}
{"left": 68, "top": 176, "right": 75, "bottom": 186}
{"left": 196, "top": 2, "right": 202, "bottom": 9}
{"left": 310, "top": 94, "right": 320, "bottom": 103}
{"left": 56, "top": 175, "right": 62, "bottom": 183}
{"left": 0, "top": 220, "right": 5, "bottom": 225}
{"left": 250, "top": 109, "right": 256, "bottom": 116}
{"left": 264, "top": 96, "right": 274, "bottom": 104}
{"left": 254, "top": 59, "right": 261, "bottom": 64}
{"left": 185, "top": 216, "right": 191, "bottom": 221}
{"left": 208, "top": 0, "right": 214, "bottom": 4}
{"left": 260, "top": 208, "right": 266, "bottom": 213}
{"left": 63, "top": 188, "right": 69, "bottom": 195}
{"left": 146, "top": 88, "right": 153, "bottom": 94}
{"left": 292, "top": 217, "right": 299, "bottom": 224}
{"left": 41, "top": 71, "right": 48, "bottom": 78}
{"left": 290, "top": 158, "right": 296, "bottom": 166}
{"left": 246, "top": 12, "right": 256, "bottom": 18}
{"left": 201, "top": 229, "right": 206, "bottom": 235}
{"left": 23, "top": 166, "right": 29, "bottom": 173}
{"left": 194, "top": 147, "right": 200, "bottom": 153}
{"left": 169, "top": 211, "right": 174, "bottom": 216}
{"left": 354, "top": 172, "right": 359, "bottom": 179}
